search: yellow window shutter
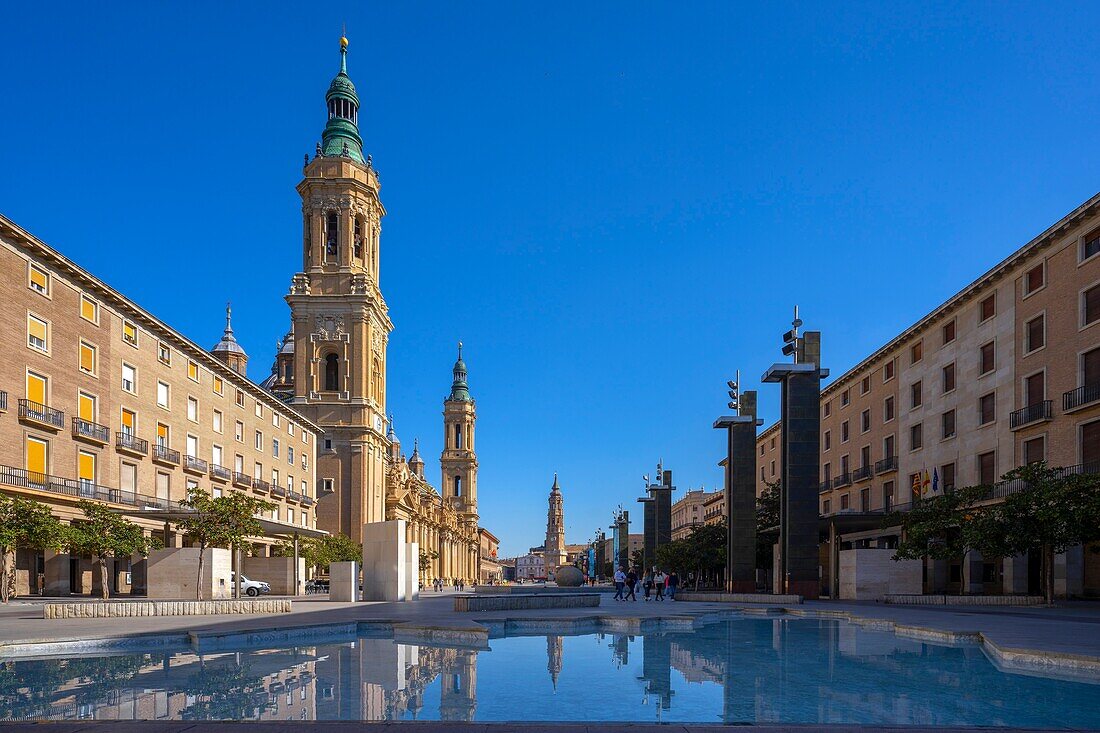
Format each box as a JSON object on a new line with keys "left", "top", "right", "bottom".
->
{"left": 80, "top": 343, "right": 95, "bottom": 372}
{"left": 29, "top": 266, "right": 48, "bottom": 292}
{"left": 25, "top": 437, "right": 47, "bottom": 475}
{"left": 78, "top": 451, "right": 96, "bottom": 482}
{"left": 26, "top": 373, "right": 46, "bottom": 405}
{"left": 81, "top": 296, "right": 97, "bottom": 321}
{"left": 28, "top": 317, "right": 47, "bottom": 345}
{"left": 122, "top": 410, "right": 135, "bottom": 430}
{"left": 79, "top": 393, "right": 95, "bottom": 421}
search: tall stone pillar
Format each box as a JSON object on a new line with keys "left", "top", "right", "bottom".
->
{"left": 43, "top": 549, "right": 70, "bottom": 597}
{"left": 714, "top": 389, "right": 761, "bottom": 593}
{"left": 1002, "top": 553, "right": 1029, "bottom": 595}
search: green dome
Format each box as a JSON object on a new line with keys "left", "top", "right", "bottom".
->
{"left": 448, "top": 342, "right": 472, "bottom": 402}
{"left": 320, "top": 38, "right": 365, "bottom": 164}
{"left": 326, "top": 71, "right": 360, "bottom": 106}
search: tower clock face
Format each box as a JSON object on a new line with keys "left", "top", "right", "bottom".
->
{"left": 374, "top": 414, "right": 384, "bottom": 433}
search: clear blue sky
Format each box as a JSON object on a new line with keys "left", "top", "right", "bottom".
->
{"left": 3, "top": 3, "right": 1099, "bottom": 555}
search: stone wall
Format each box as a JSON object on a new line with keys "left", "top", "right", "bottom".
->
{"left": 839, "top": 548, "right": 921, "bottom": 600}
{"left": 145, "top": 547, "right": 231, "bottom": 599}
{"left": 43, "top": 598, "right": 291, "bottom": 618}
{"left": 242, "top": 556, "right": 305, "bottom": 595}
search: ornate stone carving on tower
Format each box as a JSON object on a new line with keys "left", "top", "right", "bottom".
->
{"left": 440, "top": 342, "right": 478, "bottom": 521}
{"left": 544, "top": 474, "right": 567, "bottom": 578}
{"left": 285, "top": 35, "right": 392, "bottom": 537}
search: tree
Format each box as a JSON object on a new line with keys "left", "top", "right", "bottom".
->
{"left": 419, "top": 548, "right": 439, "bottom": 573}
{"left": 0, "top": 495, "right": 66, "bottom": 602}
{"left": 277, "top": 532, "right": 362, "bottom": 574}
{"left": 892, "top": 486, "right": 989, "bottom": 565}
{"left": 756, "top": 481, "right": 781, "bottom": 573}
{"left": 176, "top": 487, "right": 273, "bottom": 600}
{"left": 68, "top": 501, "right": 160, "bottom": 600}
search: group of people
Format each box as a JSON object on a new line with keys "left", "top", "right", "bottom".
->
{"left": 427, "top": 577, "right": 469, "bottom": 592}
{"left": 612, "top": 567, "right": 679, "bottom": 601}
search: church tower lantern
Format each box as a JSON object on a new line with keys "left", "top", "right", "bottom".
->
{"left": 441, "top": 342, "right": 478, "bottom": 520}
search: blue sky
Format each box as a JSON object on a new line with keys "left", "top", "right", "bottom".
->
{"left": 3, "top": 3, "right": 1099, "bottom": 555}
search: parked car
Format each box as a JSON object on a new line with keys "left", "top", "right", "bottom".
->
{"left": 230, "top": 572, "right": 270, "bottom": 596}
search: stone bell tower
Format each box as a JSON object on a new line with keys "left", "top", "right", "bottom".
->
{"left": 287, "top": 35, "right": 392, "bottom": 537}
{"left": 440, "top": 343, "right": 478, "bottom": 521}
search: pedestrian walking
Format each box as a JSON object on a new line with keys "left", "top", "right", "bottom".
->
{"left": 625, "top": 568, "right": 638, "bottom": 601}
{"left": 643, "top": 570, "right": 654, "bottom": 601}
{"left": 654, "top": 570, "right": 666, "bottom": 601}
{"left": 668, "top": 571, "right": 679, "bottom": 601}
{"left": 613, "top": 567, "right": 626, "bottom": 601}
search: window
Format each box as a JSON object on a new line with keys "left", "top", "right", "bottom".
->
{"left": 1025, "top": 315, "right": 1045, "bottom": 353}
{"left": 823, "top": 401, "right": 831, "bottom": 417}
{"left": 980, "top": 294, "right": 995, "bottom": 322}
{"left": 273, "top": 438, "right": 280, "bottom": 458}
{"left": 28, "top": 264, "right": 49, "bottom": 295}
{"left": 272, "top": 468, "right": 279, "bottom": 487}
{"left": 78, "top": 392, "right": 96, "bottom": 422}
{"left": 454, "top": 475, "right": 462, "bottom": 497}
{"left": 27, "top": 314, "right": 48, "bottom": 352}
{"left": 841, "top": 389, "right": 850, "bottom": 407}
{"left": 841, "top": 420, "right": 849, "bottom": 443}
{"left": 325, "top": 210, "right": 338, "bottom": 260}
{"left": 861, "top": 376, "right": 870, "bottom": 395}
{"left": 122, "top": 363, "right": 136, "bottom": 393}
{"left": 273, "top": 412, "right": 280, "bottom": 428}
{"left": 1082, "top": 420, "right": 1100, "bottom": 465}
{"left": 882, "top": 481, "right": 894, "bottom": 510}
{"left": 883, "top": 360, "right": 895, "bottom": 382}
{"left": 910, "top": 423, "right": 923, "bottom": 451}
{"left": 840, "top": 454, "right": 850, "bottom": 475}
{"left": 943, "top": 362, "right": 956, "bottom": 393}
{"left": 25, "top": 435, "right": 48, "bottom": 475}
{"left": 235, "top": 420, "right": 244, "bottom": 442}
{"left": 1025, "top": 371, "right": 1045, "bottom": 407}
{"left": 1083, "top": 229, "right": 1100, "bottom": 261}
{"left": 860, "top": 488, "right": 870, "bottom": 512}
{"left": 1023, "top": 437, "right": 1045, "bottom": 465}
{"left": 942, "top": 409, "right": 956, "bottom": 439}
{"left": 324, "top": 437, "right": 333, "bottom": 451}
{"left": 978, "top": 451, "right": 996, "bottom": 485}
{"left": 861, "top": 409, "right": 870, "bottom": 433}
{"left": 234, "top": 454, "right": 244, "bottom": 473}
{"left": 123, "top": 321, "right": 138, "bottom": 346}
{"left": 884, "top": 434, "right": 895, "bottom": 458}
{"left": 26, "top": 371, "right": 47, "bottom": 406}
{"left": 235, "top": 389, "right": 245, "bottom": 407}
{"left": 760, "top": 444, "right": 765, "bottom": 456}
{"left": 910, "top": 341, "right": 922, "bottom": 364}
{"left": 325, "top": 354, "right": 340, "bottom": 391}
{"left": 840, "top": 493, "right": 850, "bottom": 510}
{"left": 287, "top": 446, "right": 294, "bottom": 465}
{"left": 823, "top": 431, "right": 831, "bottom": 451}
{"left": 1084, "top": 285, "right": 1100, "bottom": 327}
{"left": 941, "top": 463, "right": 955, "bottom": 492}
{"left": 910, "top": 381, "right": 922, "bottom": 409}
{"left": 979, "top": 342, "right": 995, "bottom": 375}
{"left": 770, "top": 459, "right": 776, "bottom": 477}
{"left": 77, "top": 451, "right": 96, "bottom": 489}
{"left": 156, "top": 381, "right": 170, "bottom": 408}
{"left": 979, "top": 392, "right": 996, "bottom": 425}
{"left": 158, "top": 342, "right": 171, "bottom": 364}
{"left": 1024, "top": 263, "right": 1045, "bottom": 295}
{"left": 186, "top": 396, "right": 198, "bottom": 422}
{"left": 213, "top": 375, "right": 223, "bottom": 395}
{"left": 213, "top": 409, "right": 223, "bottom": 433}
{"left": 822, "top": 499, "right": 831, "bottom": 515}
{"left": 942, "top": 320, "right": 956, "bottom": 345}
{"left": 255, "top": 430, "right": 263, "bottom": 451}
{"left": 187, "top": 361, "right": 199, "bottom": 382}
{"left": 254, "top": 461, "right": 263, "bottom": 479}
{"left": 823, "top": 463, "right": 831, "bottom": 483}
{"left": 79, "top": 341, "right": 96, "bottom": 375}
{"left": 156, "top": 423, "right": 169, "bottom": 448}
{"left": 288, "top": 423, "right": 295, "bottom": 437}
{"left": 255, "top": 402, "right": 263, "bottom": 418}
{"left": 884, "top": 396, "right": 895, "bottom": 422}
{"left": 186, "top": 434, "right": 198, "bottom": 458}
{"left": 121, "top": 408, "right": 136, "bottom": 437}
{"left": 287, "top": 508, "right": 295, "bottom": 525}
{"left": 860, "top": 445, "right": 871, "bottom": 470}
{"left": 156, "top": 471, "right": 170, "bottom": 500}
{"left": 80, "top": 295, "right": 98, "bottom": 323}
{"left": 120, "top": 462, "right": 137, "bottom": 494}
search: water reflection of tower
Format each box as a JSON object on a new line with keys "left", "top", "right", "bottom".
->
{"left": 439, "top": 649, "right": 478, "bottom": 721}
{"left": 609, "top": 633, "right": 631, "bottom": 668}
{"left": 546, "top": 635, "right": 564, "bottom": 690}
{"left": 640, "top": 633, "right": 673, "bottom": 712}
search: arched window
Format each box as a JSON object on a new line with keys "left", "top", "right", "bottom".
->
{"left": 353, "top": 217, "right": 363, "bottom": 259}
{"left": 454, "top": 423, "right": 462, "bottom": 449}
{"left": 283, "top": 361, "right": 293, "bottom": 382}
{"left": 325, "top": 211, "right": 338, "bottom": 260}
{"left": 454, "top": 475, "right": 462, "bottom": 497}
{"left": 325, "top": 354, "right": 339, "bottom": 391}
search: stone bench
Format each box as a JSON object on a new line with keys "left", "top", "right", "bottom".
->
{"left": 884, "top": 594, "right": 1045, "bottom": 606}
{"left": 454, "top": 593, "right": 601, "bottom": 612}
{"left": 43, "top": 599, "right": 292, "bottom": 619}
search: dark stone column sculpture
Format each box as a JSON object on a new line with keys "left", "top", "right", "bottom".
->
{"left": 714, "top": 390, "right": 761, "bottom": 593}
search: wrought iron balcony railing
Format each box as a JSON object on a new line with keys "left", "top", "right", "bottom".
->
{"left": 183, "top": 455, "right": 208, "bottom": 474}
{"left": 852, "top": 465, "right": 873, "bottom": 482}
{"left": 72, "top": 417, "right": 109, "bottom": 444}
{"left": 210, "top": 464, "right": 232, "bottom": 482}
{"left": 115, "top": 432, "right": 148, "bottom": 455}
{"left": 874, "top": 456, "right": 898, "bottom": 473}
{"left": 1063, "top": 384, "right": 1100, "bottom": 412}
{"left": 1009, "top": 400, "right": 1052, "bottom": 429}
{"left": 18, "top": 399, "right": 63, "bottom": 429}
{"left": 152, "top": 445, "right": 180, "bottom": 465}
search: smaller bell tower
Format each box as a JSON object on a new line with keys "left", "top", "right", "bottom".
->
{"left": 441, "top": 342, "right": 478, "bottom": 519}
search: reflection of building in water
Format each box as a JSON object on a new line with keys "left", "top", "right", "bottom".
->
{"left": 640, "top": 633, "right": 673, "bottom": 711}
{"left": 546, "top": 635, "right": 563, "bottom": 690}
{"left": 601, "top": 631, "right": 631, "bottom": 669}
{"left": 440, "top": 649, "right": 478, "bottom": 721}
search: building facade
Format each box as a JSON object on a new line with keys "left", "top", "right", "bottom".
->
{"left": 671, "top": 488, "right": 715, "bottom": 540}
{"left": 755, "top": 191, "right": 1100, "bottom": 597}
{"left": 478, "top": 528, "right": 502, "bottom": 583}
{"left": 515, "top": 552, "right": 545, "bottom": 580}
{"left": 0, "top": 216, "right": 319, "bottom": 597}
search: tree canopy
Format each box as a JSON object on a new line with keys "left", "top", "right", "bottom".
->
{"left": 177, "top": 487, "right": 273, "bottom": 600}
{"left": 68, "top": 501, "right": 160, "bottom": 599}
{"left": 0, "top": 495, "right": 67, "bottom": 602}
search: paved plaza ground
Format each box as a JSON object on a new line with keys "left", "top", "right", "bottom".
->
{"left": 1, "top": 724, "right": 1094, "bottom": 733}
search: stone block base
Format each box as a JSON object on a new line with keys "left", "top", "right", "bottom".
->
{"left": 454, "top": 593, "right": 601, "bottom": 612}
{"left": 43, "top": 599, "right": 291, "bottom": 619}
{"left": 884, "top": 594, "right": 1046, "bottom": 606}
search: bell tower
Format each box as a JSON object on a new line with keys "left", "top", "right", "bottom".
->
{"left": 441, "top": 342, "right": 478, "bottom": 520}
{"left": 287, "top": 35, "right": 392, "bottom": 536}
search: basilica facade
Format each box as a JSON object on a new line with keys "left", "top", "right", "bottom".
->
{"left": 261, "top": 36, "right": 480, "bottom": 584}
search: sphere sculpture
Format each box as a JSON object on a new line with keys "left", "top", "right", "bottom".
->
{"left": 553, "top": 565, "right": 584, "bottom": 587}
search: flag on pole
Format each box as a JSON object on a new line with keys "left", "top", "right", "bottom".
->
{"left": 912, "top": 472, "right": 922, "bottom": 501}
{"left": 921, "top": 469, "right": 931, "bottom": 497}
{"left": 932, "top": 468, "right": 940, "bottom": 495}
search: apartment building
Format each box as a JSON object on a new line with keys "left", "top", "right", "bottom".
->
{"left": 671, "top": 488, "right": 713, "bottom": 540}
{"left": 0, "top": 215, "right": 320, "bottom": 596}
{"left": 755, "top": 191, "right": 1100, "bottom": 597}
{"left": 703, "top": 490, "right": 725, "bottom": 526}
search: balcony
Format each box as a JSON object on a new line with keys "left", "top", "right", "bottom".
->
{"left": 833, "top": 472, "right": 852, "bottom": 488}
{"left": 152, "top": 445, "right": 180, "bottom": 466}
{"left": 18, "top": 399, "right": 63, "bottom": 431}
{"left": 1064, "top": 384, "right": 1100, "bottom": 413}
{"left": 819, "top": 481, "right": 831, "bottom": 494}
{"left": 287, "top": 490, "right": 302, "bottom": 503}
{"left": 72, "top": 417, "right": 109, "bottom": 446}
{"left": 1010, "top": 400, "right": 1053, "bottom": 430}
{"left": 0, "top": 463, "right": 180, "bottom": 510}
{"left": 183, "top": 455, "right": 208, "bottom": 475}
{"left": 210, "top": 464, "right": 231, "bottom": 482}
{"left": 232, "top": 472, "right": 252, "bottom": 489}
{"left": 252, "top": 479, "right": 271, "bottom": 494}
{"left": 301, "top": 495, "right": 315, "bottom": 507}
{"left": 115, "top": 432, "right": 148, "bottom": 457}
{"left": 852, "top": 465, "right": 873, "bottom": 482}
{"left": 271, "top": 485, "right": 287, "bottom": 498}
{"left": 875, "top": 456, "right": 898, "bottom": 473}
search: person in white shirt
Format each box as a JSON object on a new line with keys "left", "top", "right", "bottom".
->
{"left": 654, "top": 570, "right": 667, "bottom": 601}
{"left": 613, "top": 567, "right": 626, "bottom": 601}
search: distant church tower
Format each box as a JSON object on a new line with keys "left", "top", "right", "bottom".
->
{"left": 544, "top": 474, "right": 567, "bottom": 576}
{"left": 210, "top": 303, "right": 248, "bottom": 375}
{"left": 285, "top": 35, "right": 392, "bottom": 536}
{"left": 440, "top": 343, "right": 478, "bottom": 521}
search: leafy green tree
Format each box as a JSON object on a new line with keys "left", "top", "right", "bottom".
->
{"left": 177, "top": 487, "right": 273, "bottom": 600}
{"left": 892, "top": 486, "right": 989, "bottom": 566}
{"left": 419, "top": 548, "right": 439, "bottom": 573}
{"left": 756, "top": 481, "right": 781, "bottom": 572}
{"left": 0, "top": 495, "right": 66, "bottom": 602}
{"left": 277, "top": 532, "right": 362, "bottom": 574}
{"left": 68, "top": 500, "right": 160, "bottom": 600}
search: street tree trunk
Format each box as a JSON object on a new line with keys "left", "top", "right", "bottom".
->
{"left": 196, "top": 545, "right": 206, "bottom": 601}
{"left": 1043, "top": 543, "right": 1055, "bottom": 607}
{"left": 97, "top": 555, "right": 110, "bottom": 600}
{"left": 1, "top": 547, "right": 13, "bottom": 603}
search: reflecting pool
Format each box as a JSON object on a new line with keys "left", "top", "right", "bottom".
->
{"left": 1, "top": 617, "right": 1097, "bottom": 726}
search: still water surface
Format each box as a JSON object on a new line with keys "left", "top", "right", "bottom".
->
{"left": 1, "top": 617, "right": 1097, "bottom": 726}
